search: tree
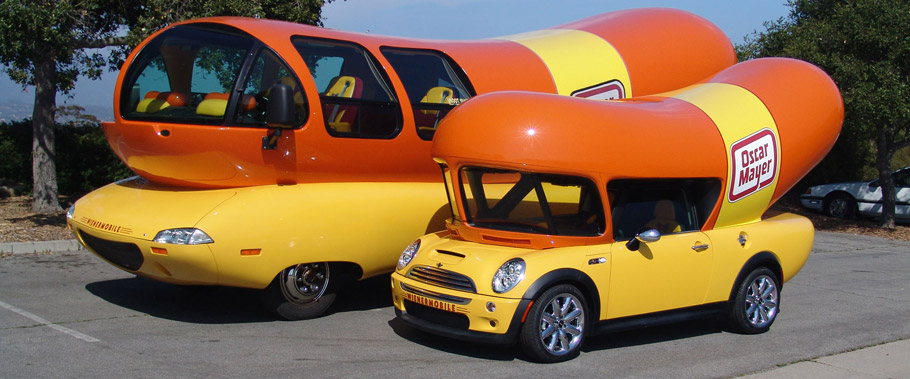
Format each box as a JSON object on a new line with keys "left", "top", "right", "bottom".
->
{"left": 0, "top": 0, "right": 334, "bottom": 214}
{"left": 738, "top": 0, "right": 910, "bottom": 228}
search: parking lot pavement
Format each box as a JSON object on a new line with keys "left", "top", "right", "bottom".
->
{"left": 0, "top": 231, "right": 908, "bottom": 378}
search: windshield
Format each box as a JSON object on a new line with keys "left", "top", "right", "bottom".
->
{"left": 120, "top": 24, "right": 306, "bottom": 126}
{"left": 458, "top": 167, "right": 604, "bottom": 236}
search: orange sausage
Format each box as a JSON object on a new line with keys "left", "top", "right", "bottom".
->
{"left": 104, "top": 9, "right": 735, "bottom": 188}
{"left": 432, "top": 58, "right": 843, "bottom": 230}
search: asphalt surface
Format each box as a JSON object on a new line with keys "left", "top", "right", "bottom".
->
{"left": 1, "top": 231, "right": 908, "bottom": 378}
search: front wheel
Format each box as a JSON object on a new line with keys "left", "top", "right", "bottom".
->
{"left": 260, "top": 262, "right": 336, "bottom": 320}
{"left": 519, "top": 284, "right": 587, "bottom": 363}
{"left": 728, "top": 267, "right": 780, "bottom": 334}
{"left": 824, "top": 193, "right": 857, "bottom": 219}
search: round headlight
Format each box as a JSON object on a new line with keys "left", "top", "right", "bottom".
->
{"left": 492, "top": 258, "right": 525, "bottom": 293}
{"left": 397, "top": 240, "right": 421, "bottom": 270}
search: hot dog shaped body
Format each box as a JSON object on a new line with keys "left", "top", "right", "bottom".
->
{"left": 104, "top": 8, "right": 735, "bottom": 188}
{"left": 432, "top": 57, "right": 844, "bottom": 232}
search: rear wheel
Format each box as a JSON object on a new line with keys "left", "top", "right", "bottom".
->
{"left": 261, "top": 262, "right": 336, "bottom": 320}
{"left": 728, "top": 267, "right": 780, "bottom": 334}
{"left": 519, "top": 284, "right": 587, "bottom": 363}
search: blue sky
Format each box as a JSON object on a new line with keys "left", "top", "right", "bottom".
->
{"left": 0, "top": 0, "right": 790, "bottom": 114}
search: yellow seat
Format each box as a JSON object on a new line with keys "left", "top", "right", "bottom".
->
{"left": 416, "top": 86, "right": 454, "bottom": 133}
{"left": 136, "top": 91, "right": 187, "bottom": 113}
{"left": 644, "top": 200, "right": 681, "bottom": 234}
{"left": 323, "top": 76, "right": 361, "bottom": 132}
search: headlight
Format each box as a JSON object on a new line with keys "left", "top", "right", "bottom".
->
{"left": 153, "top": 228, "right": 214, "bottom": 245}
{"left": 492, "top": 258, "right": 525, "bottom": 293}
{"left": 397, "top": 240, "right": 420, "bottom": 270}
{"left": 66, "top": 204, "right": 75, "bottom": 220}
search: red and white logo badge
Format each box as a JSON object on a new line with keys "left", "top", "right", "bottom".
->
{"left": 571, "top": 80, "right": 626, "bottom": 100}
{"left": 728, "top": 128, "right": 778, "bottom": 202}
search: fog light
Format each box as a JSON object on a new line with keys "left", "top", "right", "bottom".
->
{"left": 486, "top": 301, "right": 496, "bottom": 312}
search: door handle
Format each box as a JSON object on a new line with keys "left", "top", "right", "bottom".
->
{"left": 691, "top": 244, "right": 710, "bottom": 251}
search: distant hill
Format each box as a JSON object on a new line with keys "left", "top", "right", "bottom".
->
{"left": 0, "top": 100, "right": 114, "bottom": 124}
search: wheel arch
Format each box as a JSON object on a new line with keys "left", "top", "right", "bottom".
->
{"left": 520, "top": 268, "right": 601, "bottom": 321}
{"left": 727, "top": 251, "right": 783, "bottom": 303}
{"left": 823, "top": 190, "right": 856, "bottom": 202}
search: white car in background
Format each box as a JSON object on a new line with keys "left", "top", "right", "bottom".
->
{"left": 800, "top": 168, "right": 910, "bottom": 220}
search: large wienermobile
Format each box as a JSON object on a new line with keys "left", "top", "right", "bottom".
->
{"left": 71, "top": 8, "right": 747, "bottom": 320}
{"left": 392, "top": 58, "right": 843, "bottom": 362}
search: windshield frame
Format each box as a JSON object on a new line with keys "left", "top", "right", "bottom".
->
{"left": 456, "top": 166, "right": 605, "bottom": 237}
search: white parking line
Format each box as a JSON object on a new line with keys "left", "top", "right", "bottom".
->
{"left": 0, "top": 300, "right": 100, "bottom": 342}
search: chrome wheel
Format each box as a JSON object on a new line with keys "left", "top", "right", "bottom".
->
{"left": 261, "top": 262, "right": 337, "bottom": 320}
{"left": 744, "top": 274, "right": 778, "bottom": 328}
{"left": 539, "top": 293, "right": 585, "bottom": 355}
{"left": 280, "top": 262, "right": 330, "bottom": 304}
{"left": 520, "top": 284, "right": 587, "bottom": 362}
{"left": 728, "top": 267, "right": 780, "bottom": 334}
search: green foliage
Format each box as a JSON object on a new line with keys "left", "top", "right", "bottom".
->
{"left": 738, "top": 0, "right": 910, "bottom": 184}
{"left": 0, "top": 120, "right": 133, "bottom": 195}
{"left": 0, "top": 121, "right": 30, "bottom": 183}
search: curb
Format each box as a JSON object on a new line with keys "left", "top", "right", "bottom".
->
{"left": 0, "top": 239, "right": 84, "bottom": 254}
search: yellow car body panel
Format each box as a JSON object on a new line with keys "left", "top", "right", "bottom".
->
{"left": 69, "top": 177, "right": 447, "bottom": 288}
{"left": 391, "top": 212, "right": 813, "bottom": 338}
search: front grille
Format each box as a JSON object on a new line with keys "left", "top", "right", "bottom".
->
{"left": 406, "top": 265, "right": 476, "bottom": 293}
{"left": 79, "top": 230, "right": 143, "bottom": 271}
{"left": 401, "top": 283, "right": 471, "bottom": 305}
{"left": 404, "top": 300, "right": 470, "bottom": 330}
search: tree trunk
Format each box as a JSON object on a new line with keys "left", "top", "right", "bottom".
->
{"left": 30, "top": 53, "right": 63, "bottom": 214}
{"left": 875, "top": 128, "right": 896, "bottom": 229}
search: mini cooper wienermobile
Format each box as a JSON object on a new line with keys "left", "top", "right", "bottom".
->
{"left": 67, "top": 9, "right": 737, "bottom": 320}
{"left": 390, "top": 57, "right": 844, "bottom": 362}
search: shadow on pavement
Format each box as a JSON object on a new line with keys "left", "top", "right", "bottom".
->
{"left": 387, "top": 315, "right": 724, "bottom": 362}
{"left": 85, "top": 274, "right": 395, "bottom": 324}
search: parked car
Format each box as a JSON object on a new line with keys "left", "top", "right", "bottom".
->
{"left": 391, "top": 58, "right": 843, "bottom": 362}
{"left": 800, "top": 168, "right": 910, "bottom": 220}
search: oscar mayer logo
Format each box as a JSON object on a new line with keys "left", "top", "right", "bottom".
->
{"left": 728, "top": 128, "right": 778, "bottom": 202}
{"left": 571, "top": 79, "right": 625, "bottom": 100}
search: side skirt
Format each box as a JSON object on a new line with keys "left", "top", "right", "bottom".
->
{"left": 592, "top": 302, "right": 727, "bottom": 335}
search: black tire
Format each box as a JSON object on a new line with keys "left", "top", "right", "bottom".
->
{"left": 519, "top": 284, "right": 587, "bottom": 363}
{"left": 728, "top": 267, "right": 780, "bottom": 334}
{"left": 260, "top": 262, "right": 337, "bottom": 320}
{"left": 824, "top": 192, "right": 857, "bottom": 219}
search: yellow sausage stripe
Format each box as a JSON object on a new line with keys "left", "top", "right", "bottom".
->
{"left": 672, "top": 83, "right": 781, "bottom": 228}
{"left": 501, "top": 29, "right": 632, "bottom": 98}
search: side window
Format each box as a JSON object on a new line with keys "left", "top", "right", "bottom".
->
{"left": 894, "top": 171, "right": 910, "bottom": 188}
{"left": 235, "top": 49, "right": 307, "bottom": 127}
{"left": 293, "top": 37, "right": 402, "bottom": 139}
{"left": 381, "top": 48, "right": 475, "bottom": 140}
{"left": 120, "top": 24, "right": 255, "bottom": 124}
{"left": 608, "top": 179, "right": 721, "bottom": 240}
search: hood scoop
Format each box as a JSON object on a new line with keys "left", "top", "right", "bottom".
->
{"left": 430, "top": 249, "right": 466, "bottom": 264}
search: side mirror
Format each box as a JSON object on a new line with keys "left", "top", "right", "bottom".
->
{"left": 266, "top": 83, "right": 297, "bottom": 129}
{"left": 625, "top": 228, "right": 661, "bottom": 251}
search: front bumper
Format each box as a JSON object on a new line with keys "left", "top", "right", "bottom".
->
{"left": 800, "top": 195, "right": 823, "bottom": 212}
{"left": 69, "top": 222, "right": 219, "bottom": 285}
{"left": 390, "top": 272, "right": 529, "bottom": 345}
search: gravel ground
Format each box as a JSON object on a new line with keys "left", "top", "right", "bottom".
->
{"left": 0, "top": 196, "right": 75, "bottom": 243}
{"left": 3, "top": 194, "right": 910, "bottom": 243}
